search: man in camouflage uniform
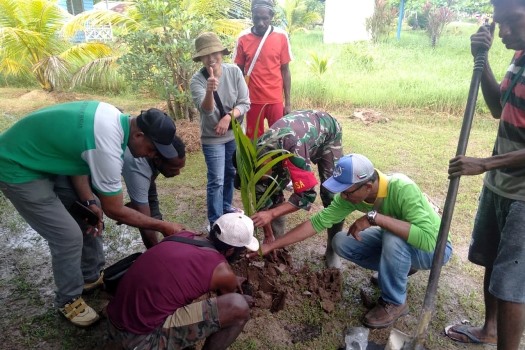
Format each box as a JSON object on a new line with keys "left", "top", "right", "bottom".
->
{"left": 251, "top": 110, "right": 344, "bottom": 268}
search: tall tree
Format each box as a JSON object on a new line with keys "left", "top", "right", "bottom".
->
{"left": 0, "top": 0, "right": 119, "bottom": 91}
{"left": 279, "top": 0, "right": 322, "bottom": 37}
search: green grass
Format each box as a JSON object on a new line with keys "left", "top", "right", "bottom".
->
{"left": 0, "top": 19, "right": 520, "bottom": 350}
{"left": 290, "top": 22, "right": 509, "bottom": 114}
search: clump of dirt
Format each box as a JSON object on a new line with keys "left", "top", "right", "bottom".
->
{"left": 232, "top": 249, "right": 342, "bottom": 314}
{"left": 351, "top": 109, "right": 389, "bottom": 125}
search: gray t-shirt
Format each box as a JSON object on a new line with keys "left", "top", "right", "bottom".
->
{"left": 190, "top": 63, "right": 250, "bottom": 145}
{"left": 121, "top": 148, "right": 154, "bottom": 205}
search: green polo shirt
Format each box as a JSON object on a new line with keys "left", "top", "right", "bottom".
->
{"left": 310, "top": 171, "right": 443, "bottom": 252}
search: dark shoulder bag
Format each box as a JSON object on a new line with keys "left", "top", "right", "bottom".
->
{"left": 201, "top": 67, "right": 243, "bottom": 128}
{"left": 102, "top": 235, "right": 215, "bottom": 295}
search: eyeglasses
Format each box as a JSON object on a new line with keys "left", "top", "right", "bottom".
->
{"left": 341, "top": 183, "right": 366, "bottom": 197}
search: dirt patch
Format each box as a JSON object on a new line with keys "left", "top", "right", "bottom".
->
{"left": 351, "top": 108, "right": 390, "bottom": 125}
{"left": 176, "top": 119, "right": 202, "bottom": 153}
{"left": 233, "top": 250, "right": 342, "bottom": 315}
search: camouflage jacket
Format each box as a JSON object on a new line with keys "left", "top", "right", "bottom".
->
{"left": 257, "top": 110, "right": 342, "bottom": 210}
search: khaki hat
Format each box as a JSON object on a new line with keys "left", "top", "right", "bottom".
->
{"left": 192, "top": 32, "right": 230, "bottom": 62}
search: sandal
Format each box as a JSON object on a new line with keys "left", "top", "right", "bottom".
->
{"left": 445, "top": 324, "right": 496, "bottom": 346}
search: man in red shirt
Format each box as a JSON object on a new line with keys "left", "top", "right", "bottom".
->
{"left": 106, "top": 213, "right": 259, "bottom": 350}
{"left": 233, "top": 0, "right": 292, "bottom": 139}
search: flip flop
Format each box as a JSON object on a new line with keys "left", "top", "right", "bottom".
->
{"left": 444, "top": 324, "right": 496, "bottom": 346}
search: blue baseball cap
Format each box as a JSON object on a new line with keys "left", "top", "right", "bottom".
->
{"left": 322, "top": 154, "right": 375, "bottom": 193}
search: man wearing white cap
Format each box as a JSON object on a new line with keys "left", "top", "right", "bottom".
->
{"left": 250, "top": 153, "right": 453, "bottom": 329}
{"left": 106, "top": 213, "right": 259, "bottom": 350}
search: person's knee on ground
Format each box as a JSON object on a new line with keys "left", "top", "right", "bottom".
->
{"left": 216, "top": 293, "right": 250, "bottom": 327}
{"left": 202, "top": 294, "right": 251, "bottom": 350}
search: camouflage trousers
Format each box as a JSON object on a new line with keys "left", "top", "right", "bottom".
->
{"left": 108, "top": 298, "right": 220, "bottom": 350}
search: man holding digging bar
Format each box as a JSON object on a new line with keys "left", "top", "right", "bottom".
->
{"left": 445, "top": 0, "right": 525, "bottom": 348}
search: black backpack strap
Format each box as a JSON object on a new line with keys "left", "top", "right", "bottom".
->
{"left": 201, "top": 67, "right": 232, "bottom": 129}
{"left": 163, "top": 235, "right": 216, "bottom": 249}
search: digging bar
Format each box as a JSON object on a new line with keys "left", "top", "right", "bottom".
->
{"left": 387, "top": 40, "right": 489, "bottom": 350}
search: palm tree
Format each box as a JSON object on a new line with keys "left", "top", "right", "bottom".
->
{"left": 279, "top": 0, "right": 322, "bottom": 37}
{"left": 0, "top": 0, "right": 121, "bottom": 91}
{"left": 63, "top": 0, "right": 250, "bottom": 119}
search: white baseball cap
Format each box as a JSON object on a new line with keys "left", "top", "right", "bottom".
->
{"left": 213, "top": 213, "right": 260, "bottom": 251}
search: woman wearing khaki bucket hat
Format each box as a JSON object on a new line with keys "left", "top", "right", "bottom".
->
{"left": 190, "top": 32, "right": 250, "bottom": 229}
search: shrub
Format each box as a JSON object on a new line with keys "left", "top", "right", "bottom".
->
{"left": 366, "top": 0, "right": 398, "bottom": 43}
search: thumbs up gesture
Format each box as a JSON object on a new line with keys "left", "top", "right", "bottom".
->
{"left": 206, "top": 66, "right": 219, "bottom": 92}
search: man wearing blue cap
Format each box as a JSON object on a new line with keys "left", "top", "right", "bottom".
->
{"left": 250, "top": 153, "right": 453, "bottom": 328}
{"left": 0, "top": 101, "right": 184, "bottom": 327}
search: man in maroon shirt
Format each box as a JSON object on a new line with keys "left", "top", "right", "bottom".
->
{"left": 106, "top": 213, "right": 259, "bottom": 350}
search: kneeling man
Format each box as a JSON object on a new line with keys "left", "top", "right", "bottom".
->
{"left": 106, "top": 213, "right": 259, "bottom": 350}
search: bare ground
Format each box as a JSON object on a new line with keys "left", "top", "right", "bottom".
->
{"left": 0, "top": 90, "right": 523, "bottom": 350}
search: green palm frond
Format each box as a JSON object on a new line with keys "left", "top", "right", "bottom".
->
{"left": 60, "top": 42, "right": 113, "bottom": 63}
{"left": 213, "top": 19, "right": 250, "bottom": 37}
{"left": 62, "top": 9, "right": 139, "bottom": 38}
{"left": 305, "top": 51, "right": 332, "bottom": 77}
{"left": 232, "top": 118, "right": 293, "bottom": 216}
{"left": 70, "top": 56, "right": 121, "bottom": 88}
{"left": 280, "top": 0, "right": 322, "bottom": 36}
{"left": 0, "top": 56, "right": 31, "bottom": 75}
{"left": 0, "top": 0, "right": 22, "bottom": 28}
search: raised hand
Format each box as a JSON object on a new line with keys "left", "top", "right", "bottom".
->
{"left": 470, "top": 22, "right": 495, "bottom": 57}
{"left": 206, "top": 66, "right": 219, "bottom": 92}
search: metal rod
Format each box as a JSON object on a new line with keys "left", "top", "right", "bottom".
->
{"left": 402, "top": 48, "right": 488, "bottom": 350}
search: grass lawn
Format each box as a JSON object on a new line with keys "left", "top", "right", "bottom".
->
{"left": 0, "top": 20, "right": 523, "bottom": 350}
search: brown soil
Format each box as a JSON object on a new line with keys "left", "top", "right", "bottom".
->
{"left": 233, "top": 250, "right": 342, "bottom": 316}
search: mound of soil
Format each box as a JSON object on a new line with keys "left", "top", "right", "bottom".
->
{"left": 232, "top": 250, "right": 342, "bottom": 314}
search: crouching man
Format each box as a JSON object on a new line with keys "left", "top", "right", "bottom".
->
{"left": 106, "top": 213, "right": 259, "bottom": 350}
{"left": 250, "top": 154, "right": 453, "bottom": 328}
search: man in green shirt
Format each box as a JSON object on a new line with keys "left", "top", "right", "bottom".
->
{"left": 250, "top": 153, "right": 453, "bottom": 328}
{"left": 0, "top": 101, "right": 184, "bottom": 327}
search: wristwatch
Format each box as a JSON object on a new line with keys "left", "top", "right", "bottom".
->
{"left": 366, "top": 210, "right": 377, "bottom": 225}
{"left": 82, "top": 199, "right": 97, "bottom": 207}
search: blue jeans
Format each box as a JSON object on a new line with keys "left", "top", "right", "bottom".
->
{"left": 332, "top": 227, "right": 453, "bottom": 305}
{"left": 202, "top": 140, "right": 236, "bottom": 225}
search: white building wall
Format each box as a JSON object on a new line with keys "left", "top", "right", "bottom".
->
{"left": 323, "top": 0, "right": 375, "bottom": 43}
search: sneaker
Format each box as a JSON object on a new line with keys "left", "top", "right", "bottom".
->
{"left": 59, "top": 297, "right": 100, "bottom": 327}
{"left": 82, "top": 272, "right": 104, "bottom": 294}
{"left": 224, "top": 206, "right": 244, "bottom": 214}
{"left": 362, "top": 298, "right": 409, "bottom": 329}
